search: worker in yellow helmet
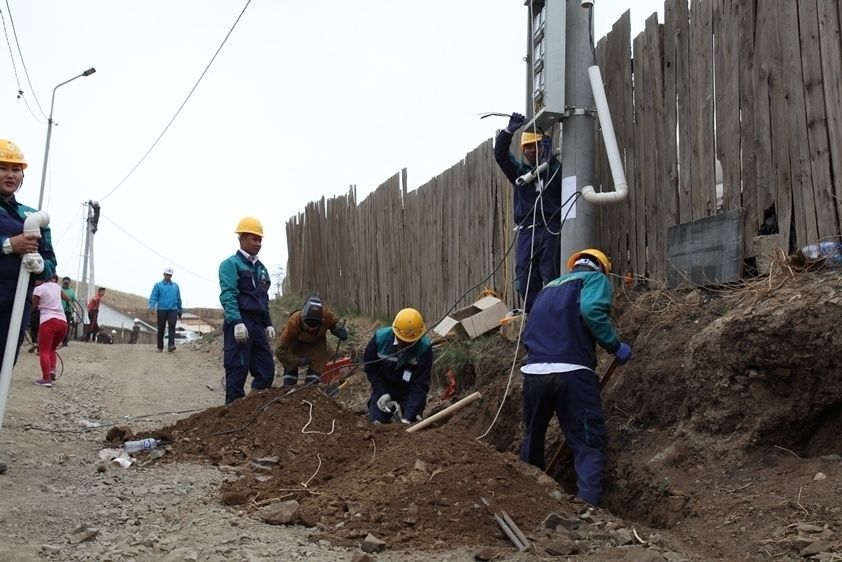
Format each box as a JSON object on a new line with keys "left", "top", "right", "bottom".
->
{"left": 363, "top": 308, "right": 433, "bottom": 424}
{"left": 1, "top": 138, "right": 58, "bottom": 475}
{"left": 218, "top": 217, "right": 275, "bottom": 404}
{"left": 493, "top": 113, "right": 563, "bottom": 313}
{"left": 520, "top": 248, "right": 632, "bottom": 506}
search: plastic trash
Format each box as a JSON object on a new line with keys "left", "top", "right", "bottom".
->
{"left": 797, "top": 240, "right": 842, "bottom": 267}
{"left": 123, "top": 438, "right": 160, "bottom": 453}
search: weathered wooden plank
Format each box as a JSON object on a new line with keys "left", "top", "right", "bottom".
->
{"left": 738, "top": 0, "right": 758, "bottom": 255}
{"left": 663, "top": 0, "right": 680, "bottom": 231}
{"left": 616, "top": 12, "right": 634, "bottom": 281}
{"left": 782, "top": 0, "right": 818, "bottom": 247}
{"left": 633, "top": 31, "right": 648, "bottom": 278}
{"left": 715, "top": 0, "right": 741, "bottom": 213}
{"left": 767, "top": 0, "right": 794, "bottom": 252}
{"left": 675, "top": 0, "right": 693, "bottom": 223}
{"left": 753, "top": 1, "right": 777, "bottom": 251}
{"left": 645, "top": 14, "right": 666, "bottom": 279}
{"left": 818, "top": 1, "right": 842, "bottom": 235}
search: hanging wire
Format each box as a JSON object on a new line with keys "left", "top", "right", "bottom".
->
{"left": 3, "top": 0, "right": 47, "bottom": 119}
{"left": 0, "top": 5, "right": 43, "bottom": 124}
{"left": 98, "top": 213, "right": 216, "bottom": 284}
{"left": 98, "top": 0, "right": 253, "bottom": 202}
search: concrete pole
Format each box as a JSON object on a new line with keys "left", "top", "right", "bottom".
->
{"left": 80, "top": 203, "right": 92, "bottom": 336}
{"left": 558, "top": 1, "right": 598, "bottom": 270}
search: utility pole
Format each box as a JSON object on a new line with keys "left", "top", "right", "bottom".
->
{"left": 80, "top": 201, "right": 100, "bottom": 338}
{"left": 557, "top": 0, "right": 598, "bottom": 268}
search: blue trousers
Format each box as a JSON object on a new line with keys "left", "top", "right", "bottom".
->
{"left": 520, "top": 369, "right": 607, "bottom": 506}
{"left": 367, "top": 385, "right": 412, "bottom": 423}
{"left": 516, "top": 225, "right": 560, "bottom": 313}
{"left": 223, "top": 316, "right": 275, "bottom": 404}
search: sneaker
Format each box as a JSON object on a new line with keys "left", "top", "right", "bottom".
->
{"left": 34, "top": 378, "right": 52, "bottom": 388}
{"left": 49, "top": 372, "right": 56, "bottom": 382}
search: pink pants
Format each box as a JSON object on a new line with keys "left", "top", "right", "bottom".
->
{"left": 38, "top": 318, "right": 67, "bottom": 377}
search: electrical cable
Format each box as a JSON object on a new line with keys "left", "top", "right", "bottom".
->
{"left": 3, "top": 0, "right": 47, "bottom": 120}
{"left": 0, "top": 5, "right": 43, "bottom": 124}
{"left": 99, "top": 213, "right": 216, "bottom": 285}
{"left": 98, "top": 0, "right": 253, "bottom": 203}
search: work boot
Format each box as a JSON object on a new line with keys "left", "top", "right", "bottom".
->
{"left": 282, "top": 370, "right": 298, "bottom": 386}
{"left": 168, "top": 346, "right": 176, "bottom": 353}
{"left": 304, "top": 369, "right": 321, "bottom": 385}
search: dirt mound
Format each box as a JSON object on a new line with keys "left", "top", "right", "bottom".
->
{"left": 152, "top": 386, "right": 566, "bottom": 551}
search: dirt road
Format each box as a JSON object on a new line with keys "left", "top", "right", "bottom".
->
{"left": 0, "top": 342, "right": 432, "bottom": 561}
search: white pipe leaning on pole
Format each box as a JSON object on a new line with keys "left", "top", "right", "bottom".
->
{"left": 579, "top": 65, "right": 629, "bottom": 205}
{"left": 0, "top": 212, "right": 49, "bottom": 430}
{"left": 405, "top": 391, "right": 482, "bottom": 433}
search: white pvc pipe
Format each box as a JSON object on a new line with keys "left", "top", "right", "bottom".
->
{"left": 580, "top": 65, "right": 629, "bottom": 205}
{"left": 405, "top": 391, "right": 481, "bottom": 433}
{"left": 0, "top": 211, "right": 50, "bottom": 431}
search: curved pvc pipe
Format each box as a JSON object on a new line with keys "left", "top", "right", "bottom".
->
{"left": 0, "top": 211, "right": 50, "bottom": 430}
{"left": 580, "top": 65, "right": 629, "bottom": 205}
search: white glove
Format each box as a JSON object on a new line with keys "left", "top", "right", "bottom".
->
{"left": 388, "top": 401, "right": 402, "bottom": 419}
{"left": 22, "top": 253, "right": 44, "bottom": 274}
{"left": 376, "top": 393, "right": 392, "bottom": 413}
{"left": 233, "top": 323, "right": 248, "bottom": 343}
{"left": 265, "top": 326, "right": 275, "bottom": 341}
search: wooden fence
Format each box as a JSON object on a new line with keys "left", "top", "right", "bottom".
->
{"left": 285, "top": 0, "right": 842, "bottom": 321}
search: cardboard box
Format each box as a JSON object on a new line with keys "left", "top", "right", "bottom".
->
{"left": 433, "top": 296, "right": 509, "bottom": 339}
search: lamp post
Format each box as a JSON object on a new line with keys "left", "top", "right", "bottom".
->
{"left": 37, "top": 67, "right": 96, "bottom": 210}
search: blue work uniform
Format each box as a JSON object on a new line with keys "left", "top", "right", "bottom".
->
{"left": 364, "top": 327, "right": 432, "bottom": 423}
{"left": 493, "top": 128, "right": 563, "bottom": 313}
{"left": 148, "top": 279, "right": 183, "bottom": 351}
{"left": 520, "top": 269, "right": 620, "bottom": 506}
{"left": 218, "top": 250, "right": 274, "bottom": 404}
{"left": 0, "top": 196, "right": 56, "bottom": 371}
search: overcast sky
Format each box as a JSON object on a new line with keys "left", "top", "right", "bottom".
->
{"left": 2, "top": 0, "right": 663, "bottom": 308}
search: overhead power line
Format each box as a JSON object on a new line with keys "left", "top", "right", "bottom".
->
{"left": 98, "top": 0, "right": 253, "bottom": 202}
{"left": 0, "top": 5, "right": 42, "bottom": 123}
{"left": 3, "top": 0, "right": 48, "bottom": 119}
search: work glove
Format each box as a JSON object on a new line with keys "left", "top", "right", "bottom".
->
{"left": 233, "top": 322, "right": 248, "bottom": 344}
{"left": 331, "top": 325, "right": 348, "bottom": 341}
{"left": 539, "top": 135, "right": 553, "bottom": 161}
{"left": 506, "top": 112, "right": 527, "bottom": 133}
{"left": 299, "top": 356, "right": 310, "bottom": 367}
{"left": 376, "top": 393, "right": 393, "bottom": 414}
{"left": 265, "top": 326, "right": 275, "bottom": 341}
{"left": 614, "top": 341, "right": 633, "bottom": 365}
{"left": 22, "top": 253, "right": 44, "bottom": 274}
{"left": 388, "top": 401, "right": 403, "bottom": 420}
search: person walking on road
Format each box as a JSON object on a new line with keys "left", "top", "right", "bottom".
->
{"left": 31, "top": 274, "right": 70, "bottom": 386}
{"left": 84, "top": 287, "right": 105, "bottom": 342}
{"left": 364, "top": 308, "right": 432, "bottom": 425}
{"left": 148, "top": 266, "right": 183, "bottom": 352}
{"left": 493, "top": 112, "right": 563, "bottom": 313}
{"left": 275, "top": 294, "right": 347, "bottom": 386}
{"left": 0, "top": 138, "right": 58, "bottom": 474}
{"left": 218, "top": 217, "right": 275, "bottom": 404}
{"left": 60, "top": 276, "right": 78, "bottom": 346}
{"left": 519, "top": 248, "right": 632, "bottom": 506}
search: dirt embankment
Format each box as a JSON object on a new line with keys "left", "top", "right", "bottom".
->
{"left": 1, "top": 269, "right": 840, "bottom": 561}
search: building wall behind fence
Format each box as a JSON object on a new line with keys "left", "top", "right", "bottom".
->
{"left": 286, "top": 0, "right": 842, "bottom": 321}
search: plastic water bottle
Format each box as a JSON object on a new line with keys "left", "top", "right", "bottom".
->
{"left": 798, "top": 240, "right": 842, "bottom": 267}
{"left": 123, "top": 438, "right": 160, "bottom": 453}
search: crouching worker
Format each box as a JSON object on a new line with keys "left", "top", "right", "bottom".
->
{"left": 364, "top": 308, "right": 432, "bottom": 424}
{"left": 274, "top": 294, "right": 347, "bottom": 386}
{"left": 520, "top": 248, "right": 632, "bottom": 506}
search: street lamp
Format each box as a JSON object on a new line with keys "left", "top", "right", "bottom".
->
{"left": 37, "top": 67, "right": 96, "bottom": 210}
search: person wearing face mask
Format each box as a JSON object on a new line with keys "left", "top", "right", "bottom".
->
{"left": 0, "top": 139, "right": 58, "bottom": 474}
{"left": 275, "top": 295, "right": 347, "bottom": 386}
{"left": 493, "top": 113, "right": 563, "bottom": 313}
{"left": 218, "top": 217, "right": 275, "bottom": 404}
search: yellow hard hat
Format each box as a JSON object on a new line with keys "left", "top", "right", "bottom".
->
{"left": 235, "top": 216, "right": 264, "bottom": 236}
{"left": 520, "top": 131, "right": 542, "bottom": 148}
{"left": 0, "top": 139, "right": 27, "bottom": 169}
{"left": 567, "top": 248, "right": 612, "bottom": 274}
{"left": 392, "top": 308, "right": 425, "bottom": 343}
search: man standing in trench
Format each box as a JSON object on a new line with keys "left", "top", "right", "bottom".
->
{"left": 218, "top": 217, "right": 275, "bottom": 404}
{"left": 520, "top": 248, "right": 632, "bottom": 506}
{"left": 493, "top": 112, "right": 563, "bottom": 313}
